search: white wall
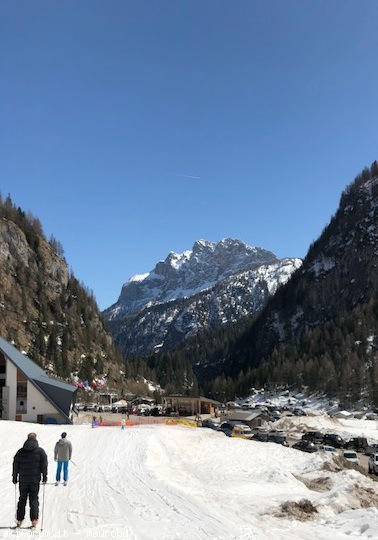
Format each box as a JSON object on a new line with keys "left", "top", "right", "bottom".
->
{"left": 5, "top": 360, "right": 17, "bottom": 420}
{"left": 5, "top": 359, "right": 61, "bottom": 422}
{"left": 21, "top": 381, "right": 60, "bottom": 422}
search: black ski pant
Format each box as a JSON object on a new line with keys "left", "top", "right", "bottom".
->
{"left": 17, "top": 481, "right": 40, "bottom": 521}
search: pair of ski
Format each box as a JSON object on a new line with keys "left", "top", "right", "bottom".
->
{"left": 11, "top": 524, "right": 38, "bottom": 531}
{"left": 55, "top": 481, "right": 67, "bottom": 486}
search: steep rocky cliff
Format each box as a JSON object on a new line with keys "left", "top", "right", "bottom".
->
{"left": 0, "top": 197, "right": 122, "bottom": 382}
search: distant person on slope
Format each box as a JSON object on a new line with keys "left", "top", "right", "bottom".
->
{"left": 12, "top": 432, "right": 48, "bottom": 528}
{"left": 54, "top": 432, "right": 72, "bottom": 486}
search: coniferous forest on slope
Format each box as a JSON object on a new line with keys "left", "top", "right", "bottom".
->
{"left": 127, "top": 162, "right": 378, "bottom": 406}
{"left": 0, "top": 194, "right": 124, "bottom": 385}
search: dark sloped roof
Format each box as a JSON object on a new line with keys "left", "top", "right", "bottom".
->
{"left": 164, "top": 395, "right": 222, "bottom": 405}
{"left": 0, "top": 337, "right": 76, "bottom": 422}
{"left": 225, "top": 410, "right": 269, "bottom": 422}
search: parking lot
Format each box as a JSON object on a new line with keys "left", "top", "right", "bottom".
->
{"left": 73, "top": 409, "right": 376, "bottom": 477}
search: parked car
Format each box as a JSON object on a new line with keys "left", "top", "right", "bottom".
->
{"left": 364, "top": 443, "right": 378, "bottom": 456}
{"left": 344, "top": 437, "right": 368, "bottom": 452}
{"left": 201, "top": 418, "right": 220, "bottom": 430}
{"left": 342, "top": 450, "right": 359, "bottom": 465}
{"left": 293, "top": 408, "right": 307, "bottom": 416}
{"left": 252, "top": 432, "right": 269, "bottom": 442}
{"left": 231, "top": 425, "right": 254, "bottom": 440}
{"left": 292, "top": 440, "right": 318, "bottom": 453}
{"left": 318, "top": 445, "right": 337, "bottom": 454}
{"left": 322, "top": 433, "right": 346, "bottom": 448}
{"left": 368, "top": 453, "right": 378, "bottom": 475}
{"left": 219, "top": 421, "right": 246, "bottom": 437}
{"left": 75, "top": 403, "right": 85, "bottom": 411}
{"left": 301, "top": 431, "right": 324, "bottom": 444}
{"left": 292, "top": 440, "right": 316, "bottom": 453}
{"left": 267, "top": 433, "right": 289, "bottom": 447}
{"left": 83, "top": 403, "right": 96, "bottom": 411}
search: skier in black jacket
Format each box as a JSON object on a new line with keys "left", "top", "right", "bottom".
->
{"left": 12, "top": 432, "right": 48, "bottom": 528}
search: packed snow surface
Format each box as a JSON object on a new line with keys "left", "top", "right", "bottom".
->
{"left": 1, "top": 418, "right": 378, "bottom": 539}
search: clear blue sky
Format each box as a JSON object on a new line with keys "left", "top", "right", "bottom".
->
{"left": 1, "top": 1, "right": 377, "bottom": 311}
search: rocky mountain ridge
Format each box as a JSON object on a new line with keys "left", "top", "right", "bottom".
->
{"left": 105, "top": 239, "right": 278, "bottom": 319}
{"left": 103, "top": 239, "right": 301, "bottom": 357}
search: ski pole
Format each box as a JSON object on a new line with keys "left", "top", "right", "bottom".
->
{"left": 41, "top": 481, "right": 46, "bottom": 531}
{"left": 14, "top": 483, "right": 17, "bottom": 520}
{"left": 70, "top": 459, "right": 77, "bottom": 466}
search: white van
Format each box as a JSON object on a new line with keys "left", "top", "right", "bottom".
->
{"left": 368, "top": 453, "right": 378, "bottom": 475}
{"left": 343, "top": 450, "right": 359, "bottom": 465}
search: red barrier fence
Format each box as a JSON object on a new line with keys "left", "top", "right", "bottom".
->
{"left": 91, "top": 417, "right": 197, "bottom": 428}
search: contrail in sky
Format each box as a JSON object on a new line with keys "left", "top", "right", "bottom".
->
{"left": 177, "top": 174, "right": 201, "bottom": 179}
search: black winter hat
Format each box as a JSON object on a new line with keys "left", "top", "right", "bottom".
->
{"left": 61, "top": 432, "right": 67, "bottom": 438}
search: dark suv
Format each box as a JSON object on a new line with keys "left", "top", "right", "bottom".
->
{"left": 267, "top": 433, "right": 289, "bottom": 447}
{"left": 292, "top": 440, "right": 318, "bottom": 453}
{"left": 364, "top": 443, "right": 378, "bottom": 456}
{"left": 322, "top": 433, "right": 346, "bottom": 448}
{"left": 219, "top": 421, "right": 245, "bottom": 437}
{"left": 344, "top": 437, "right": 368, "bottom": 452}
{"left": 252, "top": 432, "right": 269, "bottom": 442}
{"left": 301, "top": 431, "right": 323, "bottom": 443}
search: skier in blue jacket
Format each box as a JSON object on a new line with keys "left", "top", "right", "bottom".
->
{"left": 54, "top": 432, "right": 72, "bottom": 486}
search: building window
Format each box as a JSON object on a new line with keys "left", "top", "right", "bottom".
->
{"left": 0, "top": 352, "right": 5, "bottom": 374}
{"left": 16, "top": 382, "right": 27, "bottom": 414}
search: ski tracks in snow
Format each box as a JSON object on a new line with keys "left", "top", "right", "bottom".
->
{"left": 0, "top": 424, "right": 256, "bottom": 539}
{"left": 59, "top": 424, "right": 255, "bottom": 539}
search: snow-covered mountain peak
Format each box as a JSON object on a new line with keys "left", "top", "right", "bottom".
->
{"left": 104, "top": 239, "right": 286, "bottom": 321}
{"left": 166, "top": 250, "right": 192, "bottom": 270}
{"left": 129, "top": 272, "right": 149, "bottom": 284}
